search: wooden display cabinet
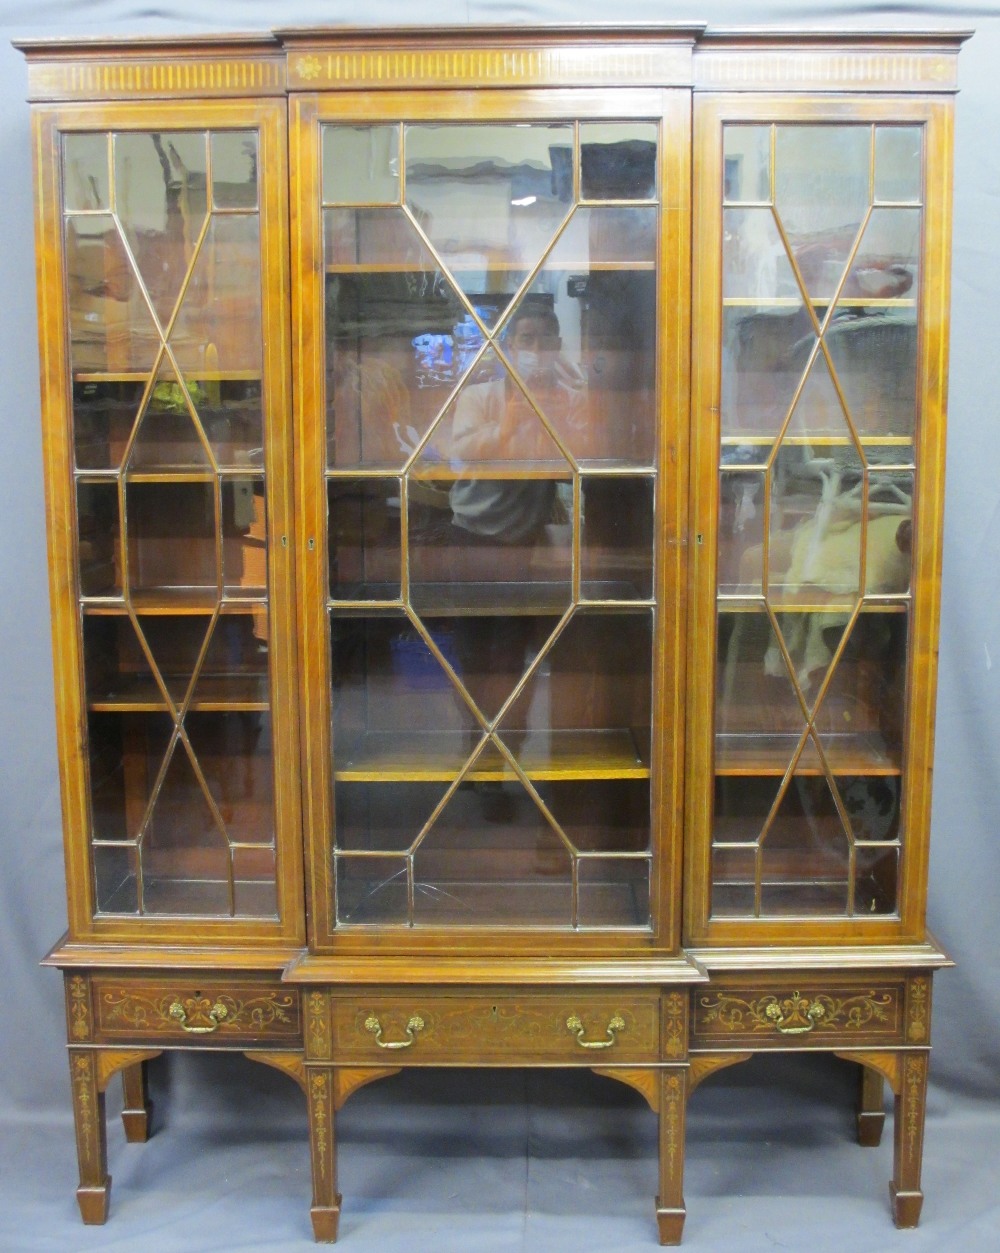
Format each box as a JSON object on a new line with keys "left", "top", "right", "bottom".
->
{"left": 17, "top": 23, "right": 965, "bottom": 1244}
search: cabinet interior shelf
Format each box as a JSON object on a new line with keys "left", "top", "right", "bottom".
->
{"left": 73, "top": 370, "right": 262, "bottom": 384}
{"left": 333, "top": 729, "right": 649, "bottom": 782}
{"left": 82, "top": 590, "right": 267, "bottom": 616}
{"left": 88, "top": 675, "right": 269, "bottom": 712}
{"left": 722, "top": 296, "right": 916, "bottom": 308}
{"left": 715, "top": 732, "right": 901, "bottom": 776}
{"left": 325, "top": 260, "right": 655, "bottom": 274}
{"left": 721, "top": 434, "right": 914, "bottom": 450}
{"left": 330, "top": 582, "right": 650, "bottom": 616}
{"left": 718, "top": 594, "right": 909, "bottom": 613}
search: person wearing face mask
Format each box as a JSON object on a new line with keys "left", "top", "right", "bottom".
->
{"left": 448, "top": 306, "right": 587, "bottom": 544}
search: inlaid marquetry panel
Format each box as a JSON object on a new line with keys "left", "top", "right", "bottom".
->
{"left": 92, "top": 977, "right": 301, "bottom": 1044}
{"left": 330, "top": 993, "right": 660, "bottom": 1063}
{"left": 694, "top": 47, "right": 960, "bottom": 92}
{"left": 24, "top": 56, "right": 286, "bottom": 101}
{"left": 692, "top": 979, "right": 905, "bottom": 1047}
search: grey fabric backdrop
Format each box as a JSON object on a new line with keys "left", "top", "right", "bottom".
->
{"left": 0, "top": 3, "right": 997, "bottom": 1250}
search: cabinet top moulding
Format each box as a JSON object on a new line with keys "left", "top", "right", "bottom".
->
{"left": 15, "top": 26, "right": 970, "bottom": 102}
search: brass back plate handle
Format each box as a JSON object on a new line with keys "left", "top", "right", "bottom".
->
{"left": 566, "top": 1012, "right": 626, "bottom": 1049}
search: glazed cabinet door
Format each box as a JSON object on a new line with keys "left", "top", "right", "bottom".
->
{"left": 33, "top": 99, "right": 302, "bottom": 942}
{"left": 291, "top": 89, "right": 689, "bottom": 950}
{"left": 686, "top": 95, "right": 952, "bottom": 943}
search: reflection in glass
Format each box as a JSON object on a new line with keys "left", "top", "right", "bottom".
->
{"left": 721, "top": 303, "right": 815, "bottom": 438}
{"left": 404, "top": 122, "right": 573, "bottom": 328}
{"left": 210, "top": 131, "right": 258, "bottom": 210}
{"left": 94, "top": 844, "right": 139, "bottom": 913}
{"left": 64, "top": 132, "right": 111, "bottom": 211}
{"left": 718, "top": 470, "right": 766, "bottom": 595}
{"left": 865, "top": 472, "right": 913, "bottom": 595}
{"left": 329, "top": 478, "right": 402, "bottom": 601}
{"left": 580, "top": 122, "right": 657, "bottom": 200}
{"left": 723, "top": 208, "right": 798, "bottom": 300}
{"left": 170, "top": 213, "right": 262, "bottom": 377}
{"left": 325, "top": 208, "right": 469, "bottom": 470}
{"left": 874, "top": 126, "right": 922, "bottom": 204}
{"left": 759, "top": 774, "right": 850, "bottom": 916}
{"left": 323, "top": 124, "right": 399, "bottom": 205}
{"left": 855, "top": 846, "right": 898, "bottom": 915}
{"left": 65, "top": 214, "right": 156, "bottom": 374}
{"left": 510, "top": 207, "right": 656, "bottom": 464}
{"left": 837, "top": 775, "right": 901, "bottom": 843}
{"left": 114, "top": 131, "right": 209, "bottom": 328}
{"left": 723, "top": 126, "right": 770, "bottom": 203}
{"left": 774, "top": 125, "right": 870, "bottom": 300}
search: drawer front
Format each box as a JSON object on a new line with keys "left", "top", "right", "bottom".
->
{"left": 691, "top": 979, "right": 905, "bottom": 1049}
{"left": 330, "top": 994, "right": 660, "bottom": 1064}
{"left": 93, "top": 977, "right": 301, "bottom": 1046}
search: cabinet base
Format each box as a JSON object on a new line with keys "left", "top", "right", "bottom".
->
{"left": 311, "top": 1200, "right": 342, "bottom": 1242}
{"left": 76, "top": 1182, "right": 111, "bottom": 1225}
{"left": 655, "top": 1201, "right": 686, "bottom": 1245}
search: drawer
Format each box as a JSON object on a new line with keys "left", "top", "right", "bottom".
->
{"left": 329, "top": 993, "right": 660, "bottom": 1064}
{"left": 92, "top": 976, "right": 301, "bottom": 1046}
{"left": 691, "top": 978, "right": 906, "bottom": 1049}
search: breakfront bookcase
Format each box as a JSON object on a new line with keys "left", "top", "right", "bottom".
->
{"left": 17, "top": 23, "right": 965, "bottom": 1244}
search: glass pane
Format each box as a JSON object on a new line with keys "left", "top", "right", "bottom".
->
{"left": 233, "top": 847, "right": 277, "bottom": 917}
{"left": 170, "top": 213, "right": 262, "bottom": 377}
{"left": 759, "top": 774, "right": 850, "bottom": 916}
{"left": 855, "top": 846, "right": 898, "bottom": 915}
{"left": 77, "top": 481, "right": 121, "bottom": 597}
{"left": 511, "top": 206, "right": 657, "bottom": 464}
{"left": 578, "top": 858, "right": 650, "bottom": 926}
{"left": 412, "top": 780, "right": 573, "bottom": 926}
{"left": 323, "top": 124, "right": 399, "bottom": 205}
{"left": 324, "top": 208, "right": 469, "bottom": 469}
{"left": 498, "top": 610, "right": 652, "bottom": 767}
{"left": 874, "top": 126, "right": 922, "bottom": 204}
{"left": 580, "top": 477, "right": 654, "bottom": 600}
{"left": 73, "top": 380, "right": 141, "bottom": 471}
{"left": 127, "top": 357, "right": 212, "bottom": 471}
{"left": 64, "top": 132, "right": 111, "bottom": 211}
{"left": 713, "top": 775, "right": 782, "bottom": 844}
{"left": 94, "top": 844, "right": 139, "bottom": 913}
{"left": 716, "top": 609, "right": 806, "bottom": 751}
{"left": 335, "top": 782, "right": 443, "bottom": 853}
{"left": 723, "top": 207, "right": 799, "bottom": 300}
{"left": 866, "top": 472, "right": 913, "bottom": 595}
{"left": 211, "top": 131, "right": 258, "bottom": 210}
{"left": 546, "top": 779, "right": 649, "bottom": 853}
{"left": 337, "top": 855, "right": 409, "bottom": 925}
{"left": 838, "top": 776, "right": 901, "bottom": 843}
{"left": 710, "top": 846, "right": 756, "bottom": 917}
{"left": 114, "top": 131, "right": 210, "bottom": 329}
{"left": 331, "top": 614, "right": 483, "bottom": 770}
{"left": 767, "top": 442, "right": 865, "bottom": 607}
{"left": 723, "top": 126, "right": 770, "bottom": 203}
{"left": 124, "top": 481, "right": 216, "bottom": 595}
{"left": 329, "top": 478, "right": 402, "bottom": 601}
{"left": 774, "top": 125, "right": 871, "bottom": 302}
{"left": 65, "top": 215, "right": 157, "bottom": 375}
{"left": 404, "top": 122, "right": 573, "bottom": 328}
{"left": 580, "top": 122, "right": 657, "bottom": 199}
{"left": 185, "top": 712, "right": 275, "bottom": 845}
{"left": 718, "top": 470, "right": 765, "bottom": 595}
{"left": 222, "top": 477, "right": 268, "bottom": 599}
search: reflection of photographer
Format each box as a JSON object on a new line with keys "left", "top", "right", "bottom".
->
{"left": 449, "top": 308, "right": 586, "bottom": 544}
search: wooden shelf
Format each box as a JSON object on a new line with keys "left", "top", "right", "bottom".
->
{"left": 73, "top": 370, "right": 262, "bottom": 384}
{"left": 82, "top": 589, "right": 268, "bottom": 616}
{"left": 408, "top": 461, "right": 574, "bottom": 481}
{"left": 715, "top": 732, "right": 901, "bottom": 776}
{"left": 721, "top": 434, "right": 914, "bottom": 449}
{"left": 722, "top": 296, "right": 916, "bottom": 308}
{"left": 333, "top": 729, "right": 649, "bottom": 782}
{"left": 331, "top": 581, "right": 650, "bottom": 615}
{"left": 718, "top": 593, "right": 909, "bottom": 614}
{"left": 88, "top": 675, "right": 269, "bottom": 712}
{"left": 325, "top": 260, "right": 655, "bottom": 274}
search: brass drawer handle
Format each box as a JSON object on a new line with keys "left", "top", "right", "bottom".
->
{"left": 365, "top": 1013, "right": 425, "bottom": 1050}
{"left": 566, "top": 1012, "right": 626, "bottom": 1050}
{"left": 765, "top": 994, "right": 827, "bottom": 1036}
{"left": 169, "top": 999, "right": 229, "bottom": 1034}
